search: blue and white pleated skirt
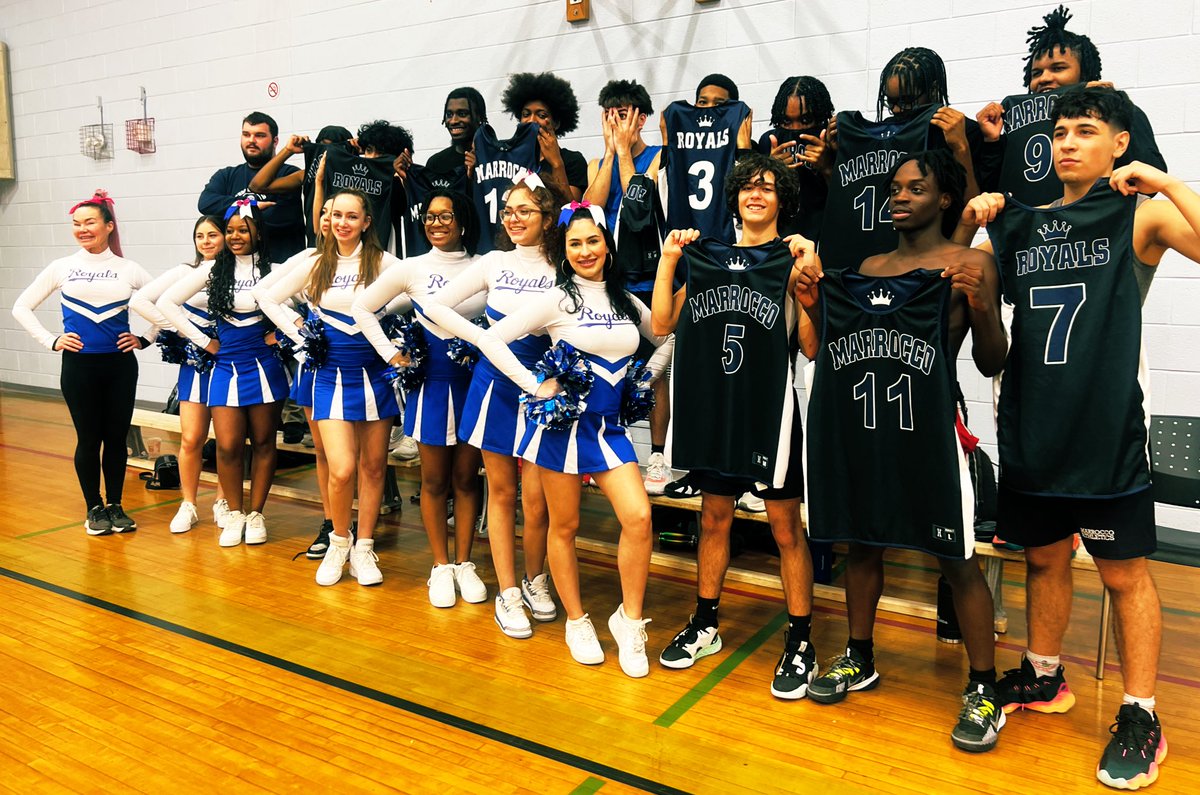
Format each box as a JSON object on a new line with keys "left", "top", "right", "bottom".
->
{"left": 405, "top": 334, "right": 473, "bottom": 446}
{"left": 290, "top": 360, "right": 315, "bottom": 407}
{"left": 517, "top": 376, "right": 636, "bottom": 475}
{"left": 177, "top": 364, "right": 211, "bottom": 405}
{"left": 310, "top": 341, "right": 400, "bottom": 422}
{"left": 207, "top": 352, "right": 290, "bottom": 407}
{"left": 458, "top": 335, "right": 549, "bottom": 456}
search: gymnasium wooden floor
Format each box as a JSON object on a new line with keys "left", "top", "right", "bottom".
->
{"left": 1, "top": 385, "right": 1197, "bottom": 793}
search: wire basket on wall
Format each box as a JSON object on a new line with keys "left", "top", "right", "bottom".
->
{"left": 125, "top": 87, "right": 155, "bottom": 154}
{"left": 79, "top": 97, "right": 113, "bottom": 160}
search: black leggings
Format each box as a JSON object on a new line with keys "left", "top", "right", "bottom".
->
{"left": 60, "top": 351, "right": 138, "bottom": 509}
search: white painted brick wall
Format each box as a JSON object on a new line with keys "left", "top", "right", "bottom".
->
{"left": 2, "top": 0, "right": 1197, "bottom": 531}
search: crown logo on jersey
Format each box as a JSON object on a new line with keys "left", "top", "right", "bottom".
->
{"left": 433, "top": 178, "right": 451, "bottom": 188}
{"left": 696, "top": 114, "right": 716, "bottom": 128}
{"left": 352, "top": 162, "right": 369, "bottom": 177}
{"left": 867, "top": 288, "right": 895, "bottom": 307}
{"left": 725, "top": 254, "right": 750, "bottom": 271}
{"left": 1037, "top": 220, "right": 1072, "bottom": 242}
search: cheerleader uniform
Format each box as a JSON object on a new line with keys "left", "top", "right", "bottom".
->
{"left": 474, "top": 280, "right": 673, "bottom": 475}
{"left": 159, "top": 256, "right": 289, "bottom": 407}
{"left": 422, "top": 245, "right": 555, "bottom": 455}
{"left": 259, "top": 245, "right": 402, "bottom": 422}
{"left": 253, "top": 247, "right": 317, "bottom": 408}
{"left": 352, "top": 247, "right": 487, "bottom": 445}
{"left": 131, "top": 262, "right": 215, "bottom": 404}
{"left": 13, "top": 247, "right": 157, "bottom": 509}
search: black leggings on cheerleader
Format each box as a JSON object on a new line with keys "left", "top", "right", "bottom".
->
{"left": 60, "top": 351, "right": 138, "bottom": 509}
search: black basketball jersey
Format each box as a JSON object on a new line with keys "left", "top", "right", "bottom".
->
{"left": 322, "top": 148, "right": 397, "bottom": 249}
{"left": 805, "top": 269, "right": 972, "bottom": 558}
{"left": 998, "top": 88, "right": 1169, "bottom": 205}
{"left": 819, "top": 107, "right": 937, "bottom": 271}
{"left": 301, "top": 142, "right": 340, "bottom": 247}
{"left": 987, "top": 181, "right": 1148, "bottom": 497}
{"left": 614, "top": 173, "right": 666, "bottom": 289}
{"left": 471, "top": 123, "right": 541, "bottom": 254}
{"left": 663, "top": 100, "right": 750, "bottom": 240}
{"left": 398, "top": 163, "right": 469, "bottom": 258}
{"left": 668, "top": 237, "right": 794, "bottom": 486}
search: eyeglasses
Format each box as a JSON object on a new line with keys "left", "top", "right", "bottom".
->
{"left": 423, "top": 212, "right": 456, "bottom": 225}
{"left": 500, "top": 208, "right": 543, "bottom": 221}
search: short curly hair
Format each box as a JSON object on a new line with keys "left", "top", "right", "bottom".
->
{"left": 356, "top": 120, "right": 414, "bottom": 157}
{"left": 724, "top": 152, "right": 800, "bottom": 226}
{"left": 500, "top": 72, "right": 580, "bottom": 137}
{"left": 598, "top": 79, "right": 653, "bottom": 116}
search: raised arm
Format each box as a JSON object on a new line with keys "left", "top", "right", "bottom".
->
{"left": 248, "top": 135, "right": 308, "bottom": 194}
{"left": 1122, "top": 163, "right": 1200, "bottom": 265}
{"left": 651, "top": 229, "right": 699, "bottom": 334}
{"left": 944, "top": 248, "right": 1007, "bottom": 377}
{"left": 158, "top": 264, "right": 215, "bottom": 349}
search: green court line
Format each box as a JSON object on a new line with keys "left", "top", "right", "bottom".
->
{"left": 569, "top": 777, "right": 606, "bottom": 795}
{"left": 1, "top": 413, "right": 76, "bottom": 428}
{"left": 654, "top": 610, "right": 787, "bottom": 728}
{"left": 15, "top": 497, "right": 187, "bottom": 540}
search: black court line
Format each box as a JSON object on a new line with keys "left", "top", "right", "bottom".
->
{"left": 0, "top": 566, "right": 687, "bottom": 795}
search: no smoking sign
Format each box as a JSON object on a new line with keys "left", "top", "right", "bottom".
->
{"left": 267, "top": 81, "right": 279, "bottom": 98}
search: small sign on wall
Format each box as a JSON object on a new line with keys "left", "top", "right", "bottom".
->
{"left": 567, "top": 0, "right": 590, "bottom": 23}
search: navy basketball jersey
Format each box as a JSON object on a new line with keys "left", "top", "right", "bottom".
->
{"left": 663, "top": 100, "right": 750, "bottom": 240}
{"left": 399, "top": 163, "right": 469, "bottom": 258}
{"left": 668, "top": 238, "right": 795, "bottom": 486}
{"left": 322, "top": 148, "right": 397, "bottom": 249}
{"left": 987, "top": 182, "right": 1148, "bottom": 497}
{"left": 999, "top": 89, "right": 1169, "bottom": 206}
{"left": 614, "top": 173, "right": 666, "bottom": 291}
{"left": 301, "top": 142, "right": 339, "bottom": 247}
{"left": 471, "top": 123, "right": 541, "bottom": 254}
{"left": 805, "top": 269, "right": 972, "bottom": 558}
{"left": 819, "top": 107, "right": 936, "bottom": 271}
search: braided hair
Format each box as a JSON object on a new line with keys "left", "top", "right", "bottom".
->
{"left": 206, "top": 204, "right": 272, "bottom": 319}
{"left": 877, "top": 47, "right": 949, "bottom": 121}
{"left": 769, "top": 76, "right": 834, "bottom": 129}
{"left": 1022, "top": 5, "right": 1102, "bottom": 87}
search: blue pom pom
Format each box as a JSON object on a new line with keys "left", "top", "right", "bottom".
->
{"left": 298, "top": 316, "right": 328, "bottom": 371}
{"left": 522, "top": 341, "right": 594, "bottom": 430}
{"left": 156, "top": 331, "right": 189, "bottom": 365}
{"left": 620, "top": 359, "right": 656, "bottom": 426}
{"left": 445, "top": 337, "right": 479, "bottom": 369}
{"left": 380, "top": 314, "right": 428, "bottom": 391}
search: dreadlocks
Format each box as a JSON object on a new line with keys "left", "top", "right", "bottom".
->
{"left": 1022, "top": 5, "right": 1102, "bottom": 87}
{"left": 769, "top": 76, "right": 834, "bottom": 129}
{"left": 877, "top": 47, "right": 949, "bottom": 121}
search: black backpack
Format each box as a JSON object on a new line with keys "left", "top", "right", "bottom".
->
{"left": 140, "top": 455, "right": 181, "bottom": 490}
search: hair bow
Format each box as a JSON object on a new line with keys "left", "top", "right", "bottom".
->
{"left": 69, "top": 191, "right": 115, "bottom": 215}
{"left": 224, "top": 197, "right": 258, "bottom": 221}
{"left": 557, "top": 200, "right": 606, "bottom": 229}
{"left": 512, "top": 169, "right": 547, "bottom": 192}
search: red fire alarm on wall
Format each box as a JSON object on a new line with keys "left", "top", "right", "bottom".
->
{"left": 567, "top": 0, "right": 590, "bottom": 23}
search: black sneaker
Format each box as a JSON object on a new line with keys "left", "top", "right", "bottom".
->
{"left": 996, "top": 655, "right": 1076, "bottom": 714}
{"left": 663, "top": 474, "right": 701, "bottom": 499}
{"left": 808, "top": 647, "right": 880, "bottom": 704}
{"left": 85, "top": 505, "right": 113, "bottom": 536}
{"left": 305, "top": 519, "right": 333, "bottom": 560}
{"left": 1096, "top": 704, "right": 1167, "bottom": 790}
{"left": 106, "top": 503, "right": 137, "bottom": 533}
{"left": 951, "top": 681, "right": 1006, "bottom": 753}
{"left": 281, "top": 422, "right": 306, "bottom": 444}
{"left": 658, "top": 615, "right": 722, "bottom": 669}
{"left": 770, "top": 635, "right": 818, "bottom": 700}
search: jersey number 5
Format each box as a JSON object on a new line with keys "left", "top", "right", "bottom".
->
{"left": 1029, "top": 283, "right": 1086, "bottom": 365}
{"left": 722, "top": 323, "right": 745, "bottom": 374}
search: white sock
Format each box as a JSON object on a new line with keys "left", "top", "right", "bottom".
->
{"left": 1025, "top": 650, "right": 1060, "bottom": 678}
{"left": 1123, "top": 693, "right": 1156, "bottom": 715}
{"left": 355, "top": 537, "right": 374, "bottom": 550}
{"left": 330, "top": 532, "right": 350, "bottom": 547}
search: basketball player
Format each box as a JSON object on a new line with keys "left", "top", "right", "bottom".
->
{"left": 758, "top": 76, "right": 834, "bottom": 242}
{"left": 974, "top": 5, "right": 1167, "bottom": 203}
{"left": 964, "top": 87, "right": 1200, "bottom": 790}
{"left": 651, "top": 152, "right": 821, "bottom": 699}
{"left": 796, "top": 150, "right": 1008, "bottom": 752}
{"left": 427, "top": 87, "right": 488, "bottom": 177}
{"left": 500, "top": 72, "right": 588, "bottom": 202}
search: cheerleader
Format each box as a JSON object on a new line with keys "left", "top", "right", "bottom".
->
{"left": 129, "top": 215, "right": 227, "bottom": 533}
{"left": 421, "top": 177, "right": 558, "bottom": 638}
{"left": 351, "top": 189, "right": 487, "bottom": 606}
{"left": 258, "top": 188, "right": 400, "bottom": 586}
{"left": 474, "top": 203, "right": 671, "bottom": 676}
{"left": 158, "top": 200, "right": 288, "bottom": 547}
{"left": 13, "top": 191, "right": 156, "bottom": 535}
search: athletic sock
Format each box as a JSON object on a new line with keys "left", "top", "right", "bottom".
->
{"left": 847, "top": 636, "right": 874, "bottom": 663}
{"left": 786, "top": 614, "right": 812, "bottom": 648}
{"left": 695, "top": 597, "right": 720, "bottom": 628}
{"left": 651, "top": 443, "right": 665, "bottom": 455}
{"left": 968, "top": 667, "right": 997, "bottom": 687}
{"left": 1025, "top": 650, "right": 1061, "bottom": 678}
{"left": 1123, "top": 693, "right": 1157, "bottom": 716}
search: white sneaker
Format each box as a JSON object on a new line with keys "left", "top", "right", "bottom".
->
{"left": 212, "top": 499, "right": 231, "bottom": 529}
{"left": 316, "top": 532, "right": 351, "bottom": 586}
{"left": 218, "top": 511, "right": 245, "bottom": 547}
{"left": 388, "top": 426, "right": 405, "bottom": 448}
{"left": 737, "top": 492, "right": 766, "bottom": 513}
{"left": 170, "top": 501, "right": 198, "bottom": 534}
{"left": 494, "top": 587, "right": 533, "bottom": 639}
{"left": 522, "top": 573, "right": 558, "bottom": 621}
{"left": 643, "top": 452, "right": 670, "bottom": 495}
{"left": 608, "top": 604, "right": 651, "bottom": 678}
{"left": 389, "top": 435, "right": 419, "bottom": 461}
{"left": 454, "top": 561, "right": 488, "bottom": 603}
{"left": 565, "top": 614, "right": 605, "bottom": 665}
{"left": 428, "top": 564, "right": 457, "bottom": 608}
{"left": 350, "top": 539, "right": 383, "bottom": 586}
{"left": 244, "top": 511, "right": 267, "bottom": 544}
